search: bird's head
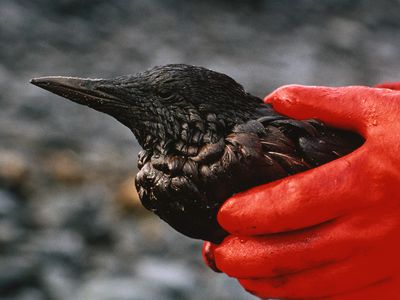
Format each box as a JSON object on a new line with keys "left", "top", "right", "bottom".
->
{"left": 31, "top": 64, "right": 268, "bottom": 154}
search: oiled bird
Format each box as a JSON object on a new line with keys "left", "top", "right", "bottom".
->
{"left": 31, "top": 64, "right": 363, "bottom": 243}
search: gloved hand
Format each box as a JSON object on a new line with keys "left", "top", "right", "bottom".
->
{"left": 203, "top": 84, "right": 400, "bottom": 299}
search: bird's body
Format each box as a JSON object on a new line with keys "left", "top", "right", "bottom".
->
{"left": 31, "top": 64, "right": 363, "bottom": 243}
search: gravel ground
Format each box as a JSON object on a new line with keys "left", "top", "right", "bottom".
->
{"left": 0, "top": 1, "right": 399, "bottom": 299}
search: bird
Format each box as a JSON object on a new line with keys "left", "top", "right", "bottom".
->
{"left": 30, "top": 64, "right": 363, "bottom": 243}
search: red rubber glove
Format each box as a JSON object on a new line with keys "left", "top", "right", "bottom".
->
{"left": 375, "top": 81, "right": 400, "bottom": 91}
{"left": 203, "top": 84, "right": 400, "bottom": 299}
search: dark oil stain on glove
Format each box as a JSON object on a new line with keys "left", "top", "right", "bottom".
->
{"left": 30, "top": 64, "right": 363, "bottom": 243}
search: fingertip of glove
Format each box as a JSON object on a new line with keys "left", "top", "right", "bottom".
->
{"left": 374, "top": 82, "right": 400, "bottom": 91}
{"left": 217, "top": 191, "right": 263, "bottom": 235}
{"left": 263, "top": 85, "right": 325, "bottom": 120}
{"left": 217, "top": 193, "right": 245, "bottom": 227}
{"left": 202, "top": 242, "right": 221, "bottom": 273}
{"left": 264, "top": 84, "right": 303, "bottom": 105}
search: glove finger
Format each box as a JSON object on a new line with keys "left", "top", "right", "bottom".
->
{"left": 218, "top": 147, "right": 376, "bottom": 236}
{"left": 215, "top": 207, "right": 396, "bottom": 279}
{"left": 202, "top": 242, "right": 221, "bottom": 273}
{"left": 264, "top": 84, "right": 397, "bottom": 135}
{"left": 327, "top": 276, "right": 400, "bottom": 300}
{"left": 375, "top": 81, "right": 400, "bottom": 91}
{"left": 215, "top": 219, "right": 347, "bottom": 279}
{"left": 238, "top": 246, "right": 398, "bottom": 300}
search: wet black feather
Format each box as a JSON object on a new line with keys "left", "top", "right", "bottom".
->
{"left": 130, "top": 65, "right": 363, "bottom": 243}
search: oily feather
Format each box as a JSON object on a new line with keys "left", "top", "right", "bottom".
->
{"left": 136, "top": 114, "right": 361, "bottom": 243}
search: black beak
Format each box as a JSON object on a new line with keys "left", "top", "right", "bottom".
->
{"left": 30, "top": 76, "right": 123, "bottom": 109}
{"left": 30, "top": 76, "right": 137, "bottom": 127}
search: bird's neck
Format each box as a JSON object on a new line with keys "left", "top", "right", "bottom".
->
{"left": 134, "top": 113, "right": 224, "bottom": 157}
{"left": 133, "top": 97, "right": 273, "bottom": 156}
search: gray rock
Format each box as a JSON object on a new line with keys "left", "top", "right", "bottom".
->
{"left": 0, "top": 256, "right": 39, "bottom": 294}
{"left": 11, "top": 288, "right": 46, "bottom": 300}
{"left": 0, "top": 219, "right": 26, "bottom": 246}
{"left": 0, "top": 190, "right": 18, "bottom": 217}
{"left": 41, "top": 264, "right": 79, "bottom": 300}
{"left": 78, "top": 277, "right": 166, "bottom": 300}
{"left": 135, "top": 258, "right": 195, "bottom": 291}
{"left": 22, "top": 229, "right": 85, "bottom": 264}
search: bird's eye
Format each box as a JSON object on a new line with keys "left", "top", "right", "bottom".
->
{"left": 159, "top": 89, "right": 173, "bottom": 99}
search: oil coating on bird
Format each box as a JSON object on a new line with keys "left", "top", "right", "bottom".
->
{"left": 31, "top": 64, "right": 363, "bottom": 243}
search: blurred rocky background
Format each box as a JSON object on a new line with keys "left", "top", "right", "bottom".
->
{"left": 0, "top": 0, "right": 399, "bottom": 299}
